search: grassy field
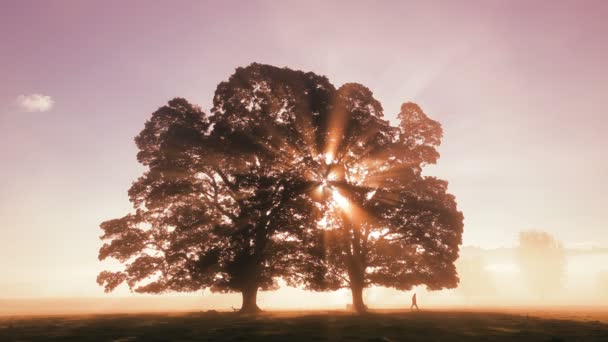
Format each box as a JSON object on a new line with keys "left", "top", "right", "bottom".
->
{"left": 1, "top": 310, "right": 607, "bottom": 341}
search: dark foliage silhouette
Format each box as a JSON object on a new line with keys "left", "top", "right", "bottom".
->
{"left": 98, "top": 65, "right": 335, "bottom": 313}
{"left": 297, "top": 87, "right": 463, "bottom": 313}
{"left": 98, "top": 63, "right": 463, "bottom": 314}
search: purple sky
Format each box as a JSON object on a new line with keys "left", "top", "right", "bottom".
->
{"left": 1, "top": 0, "right": 607, "bottom": 297}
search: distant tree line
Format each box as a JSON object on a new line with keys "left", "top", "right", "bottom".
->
{"left": 517, "top": 231, "right": 566, "bottom": 300}
{"left": 97, "top": 63, "right": 464, "bottom": 314}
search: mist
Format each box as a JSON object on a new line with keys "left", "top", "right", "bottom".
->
{"left": 3, "top": 232, "right": 607, "bottom": 317}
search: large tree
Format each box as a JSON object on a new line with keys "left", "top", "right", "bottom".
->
{"left": 98, "top": 64, "right": 463, "bottom": 315}
{"left": 98, "top": 98, "right": 218, "bottom": 296}
{"left": 98, "top": 64, "right": 335, "bottom": 313}
{"left": 296, "top": 85, "right": 464, "bottom": 313}
{"left": 205, "top": 64, "right": 336, "bottom": 311}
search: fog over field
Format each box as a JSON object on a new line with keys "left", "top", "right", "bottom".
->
{"left": 2, "top": 244, "right": 607, "bottom": 317}
{"left": 1, "top": 2, "right": 607, "bottom": 332}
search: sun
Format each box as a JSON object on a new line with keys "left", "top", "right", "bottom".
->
{"left": 332, "top": 188, "right": 350, "bottom": 211}
{"left": 312, "top": 151, "right": 358, "bottom": 218}
{"left": 315, "top": 173, "right": 351, "bottom": 212}
{"left": 324, "top": 152, "right": 334, "bottom": 165}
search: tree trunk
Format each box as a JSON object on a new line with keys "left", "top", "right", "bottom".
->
{"left": 239, "top": 286, "right": 262, "bottom": 314}
{"left": 350, "top": 284, "right": 367, "bottom": 314}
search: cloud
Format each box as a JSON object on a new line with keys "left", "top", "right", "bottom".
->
{"left": 16, "top": 94, "right": 54, "bottom": 112}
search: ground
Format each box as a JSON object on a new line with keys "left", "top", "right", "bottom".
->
{"left": 1, "top": 309, "right": 607, "bottom": 341}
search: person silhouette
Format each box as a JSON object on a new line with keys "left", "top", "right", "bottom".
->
{"left": 410, "top": 293, "right": 419, "bottom": 311}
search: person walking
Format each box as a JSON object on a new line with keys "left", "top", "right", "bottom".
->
{"left": 410, "top": 293, "right": 419, "bottom": 311}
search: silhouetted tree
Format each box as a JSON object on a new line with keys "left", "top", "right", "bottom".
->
{"left": 98, "top": 64, "right": 336, "bottom": 313}
{"left": 516, "top": 231, "right": 565, "bottom": 300}
{"left": 98, "top": 64, "right": 463, "bottom": 315}
{"left": 297, "top": 85, "right": 464, "bottom": 313}
{"left": 98, "top": 98, "right": 218, "bottom": 296}
{"left": 205, "top": 64, "right": 336, "bottom": 312}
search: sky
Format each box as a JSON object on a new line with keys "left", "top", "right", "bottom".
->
{"left": 0, "top": 0, "right": 607, "bottom": 304}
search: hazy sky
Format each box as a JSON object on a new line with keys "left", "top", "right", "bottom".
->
{"left": 1, "top": 0, "right": 607, "bottom": 299}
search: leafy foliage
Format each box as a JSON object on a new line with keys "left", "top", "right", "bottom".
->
{"left": 296, "top": 84, "right": 463, "bottom": 312}
{"left": 98, "top": 65, "right": 337, "bottom": 312}
{"left": 98, "top": 64, "right": 463, "bottom": 314}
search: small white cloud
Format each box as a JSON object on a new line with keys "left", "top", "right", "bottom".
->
{"left": 16, "top": 94, "right": 54, "bottom": 112}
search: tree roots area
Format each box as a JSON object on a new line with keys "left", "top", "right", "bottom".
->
{"left": 2, "top": 310, "right": 607, "bottom": 341}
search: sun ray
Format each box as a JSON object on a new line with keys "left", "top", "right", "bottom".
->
{"left": 331, "top": 188, "right": 350, "bottom": 210}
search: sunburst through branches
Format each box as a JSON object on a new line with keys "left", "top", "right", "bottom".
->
{"left": 98, "top": 64, "right": 463, "bottom": 315}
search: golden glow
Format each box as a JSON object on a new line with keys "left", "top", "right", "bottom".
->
{"left": 327, "top": 172, "right": 337, "bottom": 181}
{"left": 323, "top": 100, "right": 348, "bottom": 168}
{"left": 332, "top": 189, "right": 350, "bottom": 211}
{"left": 317, "top": 216, "right": 328, "bottom": 229}
{"left": 315, "top": 184, "right": 325, "bottom": 199}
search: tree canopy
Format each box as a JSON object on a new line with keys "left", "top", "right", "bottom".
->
{"left": 296, "top": 85, "right": 463, "bottom": 312}
{"left": 98, "top": 63, "right": 463, "bottom": 314}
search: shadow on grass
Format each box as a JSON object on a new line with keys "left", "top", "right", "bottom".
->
{"left": 1, "top": 310, "right": 607, "bottom": 341}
